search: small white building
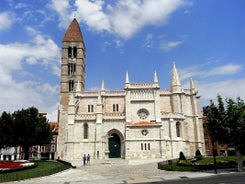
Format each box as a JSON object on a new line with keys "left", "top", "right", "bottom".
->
{"left": 0, "top": 147, "right": 19, "bottom": 160}
{"left": 58, "top": 19, "right": 205, "bottom": 162}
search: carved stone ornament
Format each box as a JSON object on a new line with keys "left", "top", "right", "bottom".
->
{"left": 141, "top": 129, "right": 148, "bottom": 136}
{"left": 137, "top": 109, "right": 149, "bottom": 120}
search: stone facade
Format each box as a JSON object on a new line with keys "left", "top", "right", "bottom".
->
{"left": 57, "top": 19, "right": 205, "bottom": 162}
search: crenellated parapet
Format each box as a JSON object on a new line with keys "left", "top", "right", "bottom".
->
{"left": 161, "top": 111, "right": 185, "bottom": 120}
{"left": 159, "top": 89, "right": 171, "bottom": 95}
{"left": 103, "top": 112, "right": 125, "bottom": 120}
{"left": 75, "top": 113, "right": 96, "bottom": 120}
{"left": 104, "top": 90, "right": 126, "bottom": 96}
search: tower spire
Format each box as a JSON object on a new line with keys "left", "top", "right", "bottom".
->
{"left": 154, "top": 70, "right": 158, "bottom": 84}
{"left": 171, "top": 62, "right": 182, "bottom": 92}
{"left": 125, "top": 71, "right": 130, "bottom": 84}
{"left": 101, "top": 80, "right": 105, "bottom": 91}
{"left": 63, "top": 18, "right": 84, "bottom": 42}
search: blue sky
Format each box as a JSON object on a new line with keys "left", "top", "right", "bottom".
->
{"left": 0, "top": 0, "right": 245, "bottom": 121}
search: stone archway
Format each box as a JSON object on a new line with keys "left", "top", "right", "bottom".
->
{"left": 107, "top": 129, "right": 124, "bottom": 158}
{"left": 109, "top": 133, "right": 120, "bottom": 158}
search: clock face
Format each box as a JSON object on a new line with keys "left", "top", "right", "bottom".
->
{"left": 137, "top": 109, "right": 149, "bottom": 120}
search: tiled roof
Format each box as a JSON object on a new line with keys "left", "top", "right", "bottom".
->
{"left": 133, "top": 121, "right": 154, "bottom": 125}
{"left": 62, "top": 18, "right": 83, "bottom": 42}
{"left": 129, "top": 121, "right": 157, "bottom": 126}
{"left": 49, "top": 122, "right": 59, "bottom": 133}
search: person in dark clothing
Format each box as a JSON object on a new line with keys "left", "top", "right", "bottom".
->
{"left": 87, "top": 154, "right": 90, "bottom": 165}
{"left": 83, "top": 154, "right": 86, "bottom": 166}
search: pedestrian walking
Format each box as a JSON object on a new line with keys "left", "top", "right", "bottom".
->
{"left": 83, "top": 154, "right": 86, "bottom": 166}
{"left": 87, "top": 154, "right": 90, "bottom": 165}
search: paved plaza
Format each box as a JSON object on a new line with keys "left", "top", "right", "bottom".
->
{"left": 2, "top": 159, "right": 234, "bottom": 184}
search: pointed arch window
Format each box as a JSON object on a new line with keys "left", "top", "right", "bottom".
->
{"left": 83, "top": 123, "right": 88, "bottom": 139}
{"left": 69, "top": 80, "right": 74, "bottom": 92}
{"left": 68, "top": 47, "right": 72, "bottom": 58}
{"left": 176, "top": 122, "right": 181, "bottom": 137}
{"left": 73, "top": 47, "right": 77, "bottom": 58}
{"left": 68, "top": 63, "right": 76, "bottom": 76}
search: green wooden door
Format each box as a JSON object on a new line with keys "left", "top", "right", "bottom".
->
{"left": 109, "top": 133, "right": 121, "bottom": 158}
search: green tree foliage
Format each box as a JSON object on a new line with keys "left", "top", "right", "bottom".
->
{"left": 0, "top": 112, "right": 15, "bottom": 148}
{"left": 203, "top": 96, "right": 226, "bottom": 143}
{"left": 203, "top": 95, "right": 245, "bottom": 171}
{"left": 0, "top": 107, "right": 53, "bottom": 160}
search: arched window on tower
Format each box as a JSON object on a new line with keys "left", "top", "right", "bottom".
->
{"left": 68, "top": 63, "right": 76, "bottom": 76}
{"left": 176, "top": 122, "right": 181, "bottom": 137}
{"left": 73, "top": 47, "right": 77, "bottom": 58}
{"left": 69, "top": 80, "right": 74, "bottom": 92}
{"left": 83, "top": 123, "right": 88, "bottom": 139}
{"left": 68, "top": 47, "right": 72, "bottom": 58}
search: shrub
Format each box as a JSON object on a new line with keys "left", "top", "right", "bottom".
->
{"left": 179, "top": 152, "right": 186, "bottom": 161}
{"left": 195, "top": 149, "right": 204, "bottom": 160}
{"left": 177, "top": 159, "right": 191, "bottom": 166}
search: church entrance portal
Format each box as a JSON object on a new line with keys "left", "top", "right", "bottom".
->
{"left": 109, "top": 133, "right": 121, "bottom": 158}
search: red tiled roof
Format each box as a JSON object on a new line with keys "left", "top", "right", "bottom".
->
{"left": 62, "top": 18, "right": 83, "bottom": 42}
{"left": 49, "top": 122, "right": 59, "bottom": 133}
{"left": 131, "top": 121, "right": 156, "bottom": 126}
{"left": 134, "top": 121, "right": 154, "bottom": 125}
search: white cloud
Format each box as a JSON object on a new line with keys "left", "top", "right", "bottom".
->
{"left": 179, "top": 64, "right": 243, "bottom": 81}
{"left": 49, "top": 0, "right": 72, "bottom": 28}
{"left": 0, "top": 11, "right": 14, "bottom": 31}
{"left": 144, "top": 33, "right": 154, "bottom": 48}
{"left": 75, "top": 0, "right": 110, "bottom": 32}
{"left": 50, "top": 0, "right": 185, "bottom": 39}
{"left": 0, "top": 28, "right": 60, "bottom": 121}
{"left": 199, "top": 78, "right": 245, "bottom": 106}
{"left": 179, "top": 63, "right": 245, "bottom": 107}
{"left": 160, "top": 40, "right": 183, "bottom": 51}
{"left": 14, "top": 3, "right": 28, "bottom": 9}
{"left": 203, "top": 64, "right": 242, "bottom": 77}
{"left": 109, "top": 0, "right": 184, "bottom": 38}
{"left": 143, "top": 33, "right": 184, "bottom": 51}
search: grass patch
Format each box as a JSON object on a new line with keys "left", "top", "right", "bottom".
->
{"left": 160, "top": 156, "right": 244, "bottom": 171}
{"left": 0, "top": 160, "right": 71, "bottom": 183}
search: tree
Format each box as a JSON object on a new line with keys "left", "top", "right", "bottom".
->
{"left": 0, "top": 107, "right": 53, "bottom": 160}
{"left": 203, "top": 97, "right": 224, "bottom": 174}
{"left": 0, "top": 112, "right": 15, "bottom": 148}
{"left": 203, "top": 95, "right": 245, "bottom": 172}
{"left": 225, "top": 97, "right": 245, "bottom": 171}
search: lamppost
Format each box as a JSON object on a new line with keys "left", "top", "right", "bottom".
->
{"left": 212, "top": 140, "right": 217, "bottom": 174}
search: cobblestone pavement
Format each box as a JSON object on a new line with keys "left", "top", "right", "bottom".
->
{"left": 2, "top": 159, "right": 223, "bottom": 184}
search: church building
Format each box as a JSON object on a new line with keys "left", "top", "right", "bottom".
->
{"left": 58, "top": 19, "right": 205, "bottom": 162}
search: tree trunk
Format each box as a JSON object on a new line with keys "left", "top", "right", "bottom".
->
{"left": 23, "top": 146, "right": 30, "bottom": 160}
{"left": 236, "top": 148, "right": 243, "bottom": 172}
{"left": 212, "top": 141, "right": 217, "bottom": 174}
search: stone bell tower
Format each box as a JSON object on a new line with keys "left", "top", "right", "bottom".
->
{"left": 58, "top": 18, "right": 86, "bottom": 159}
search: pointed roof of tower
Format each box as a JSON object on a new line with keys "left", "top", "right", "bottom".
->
{"left": 125, "top": 71, "right": 130, "bottom": 84}
{"left": 190, "top": 78, "right": 195, "bottom": 90}
{"left": 171, "top": 62, "right": 181, "bottom": 87}
{"left": 154, "top": 70, "right": 158, "bottom": 84}
{"left": 63, "top": 18, "right": 84, "bottom": 42}
{"left": 101, "top": 80, "right": 105, "bottom": 91}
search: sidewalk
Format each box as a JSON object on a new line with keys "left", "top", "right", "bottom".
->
{"left": 2, "top": 159, "right": 235, "bottom": 184}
